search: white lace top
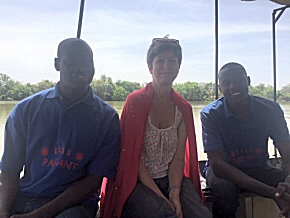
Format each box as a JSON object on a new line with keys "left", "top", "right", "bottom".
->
{"left": 141, "top": 106, "right": 182, "bottom": 179}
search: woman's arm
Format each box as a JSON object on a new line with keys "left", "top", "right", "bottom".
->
{"left": 138, "top": 161, "right": 173, "bottom": 208}
{"left": 168, "top": 117, "right": 187, "bottom": 218}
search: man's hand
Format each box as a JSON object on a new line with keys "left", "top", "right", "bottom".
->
{"left": 10, "top": 206, "right": 53, "bottom": 218}
{"left": 274, "top": 197, "right": 290, "bottom": 218}
{"left": 0, "top": 209, "right": 10, "bottom": 218}
{"left": 275, "top": 179, "right": 290, "bottom": 217}
{"left": 276, "top": 182, "right": 290, "bottom": 199}
{"left": 10, "top": 213, "right": 42, "bottom": 218}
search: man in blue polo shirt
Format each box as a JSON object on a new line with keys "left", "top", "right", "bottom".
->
{"left": 201, "top": 62, "right": 290, "bottom": 218}
{"left": 0, "top": 38, "right": 121, "bottom": 218}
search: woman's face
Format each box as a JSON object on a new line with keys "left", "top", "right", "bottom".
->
{"left": 149, "top": 50, "right": 180, "bottom": 87}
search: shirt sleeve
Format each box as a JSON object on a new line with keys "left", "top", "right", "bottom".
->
{"left": 1, "top": 105, "right": 26, "bottom": 173}
{"left": 270, "top": 104, "right": 290, "bottom": 146}
{"left": 87, "top": 113, "right": 121, "bottom": 178}
{"left": 201, "top": 110, "right": 225, "bottom": 152}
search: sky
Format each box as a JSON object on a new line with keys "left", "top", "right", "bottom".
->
{"left": 0, "top": 0, "right": 289, "bottom": 89}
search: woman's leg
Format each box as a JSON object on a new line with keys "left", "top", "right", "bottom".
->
{"left": 121, "top": 182, "right": 176, "bottom": 218}
{"left": 180, "top": 176, "right": 212, "bottom": 218}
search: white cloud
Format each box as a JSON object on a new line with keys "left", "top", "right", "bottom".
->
{"left": 0, "top": 0, "right": 289, "bottom": 88}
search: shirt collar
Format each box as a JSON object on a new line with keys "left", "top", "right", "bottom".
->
{"left": 46, "top": 82, "right": 61, "bottom": 99}
{"left": 223, "top": 98, "right": 234, "bottom": 118}
{"left": 46, "top": 82, "right": 95, "bottom": 106}
{"left": 80, "top": 86, "right": 95, "bottom": 106}
{"left": 248, "top": 95, "right": 257, "bottom": 114}
{"left": 223, "top": 95, "right": 256, "bottom": 118}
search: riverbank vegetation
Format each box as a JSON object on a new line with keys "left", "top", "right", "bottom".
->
{"left": 1, "top": 73, "right": 290, "bottom": 101}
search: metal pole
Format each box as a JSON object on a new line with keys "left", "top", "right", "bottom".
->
{"left": 215, "top": 0, "right": 219, "bottom": 100}
{"left": 271, "top": 4, "right": 290, "bottom": 159}
{"left": 272, "top": 5, "right": 290, "bottom": 101}
{"left": 77, "top": 0, "right": 85, "bottom": 38}
{"left": 272, "top": 10, "right": 277, "bottom": 102}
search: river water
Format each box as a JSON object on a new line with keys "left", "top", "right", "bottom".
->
{"left": 1, "top": 100, "right": 290, "bottom": 161}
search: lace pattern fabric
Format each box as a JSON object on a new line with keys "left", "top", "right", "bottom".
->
{"left": 142, "top": 106, "right": 182, "bottom": 179}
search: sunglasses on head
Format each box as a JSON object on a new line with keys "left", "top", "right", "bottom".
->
{"left": 152, "top": 38, "right": 179, "bottom": 44}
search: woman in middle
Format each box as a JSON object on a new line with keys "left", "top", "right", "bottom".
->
{"left": 101, "top": 37, "right": 212, "bottom": 218}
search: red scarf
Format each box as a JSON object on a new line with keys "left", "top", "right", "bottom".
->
{"left": 101, "top": 83, "right": 202, "bottom": 218}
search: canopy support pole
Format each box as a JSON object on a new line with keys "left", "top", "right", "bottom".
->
{"left": 215, "top": 0, "right": 219, "bottom": 99}
{"left": 272, "top": 4, "right": 290, "bottom": 158}
{"left": 77, "top": 0, "right": 86, "bottom": 38}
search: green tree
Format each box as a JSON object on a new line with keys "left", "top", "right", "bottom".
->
{"left": 115, "top": 80, "right": 141, "bottom": 93}
{"left": 250, "top": 84, "right": 274, "bottom": 100}
{"left": 113, "top": 86, "right": 128, "bottom": 101}
{"left": 0, "top": 73, "right": 16, "bottom": 100}
{"left": 91, "top": 75, "right": 116, "bottom": 101}
{"left": 174, "top": 82, "right": 203, "bottom": 101}
{"left": 8, "top": 81, "right": 31, "bottom": 100}
{"left": 279, "top": 84, "right": 290, "bottom": 101}
{"left": 196, "top": 82, "right": 217, "bottom": 101}
{"left": 34, "top": 80, "right": 56, "bottom": 93}
{"left": 1, "top": 72, "right": 289, "bottom": 102}
{"left": 0, "top": 73, "right": 57, "bottom": 100}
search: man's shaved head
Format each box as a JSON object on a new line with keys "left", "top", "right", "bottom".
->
{"left": 54, "top": 38, "right": 95, "bottom": 96}
{"left": 219, "top": 62, "right": 247, "bottom": 80}
{"left": 57, "top": 38, "right": 93, "bottom": 59}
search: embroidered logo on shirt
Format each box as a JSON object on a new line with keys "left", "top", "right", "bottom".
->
{"left": 230, "top": 148, "right": 263, "bottom": 165}
{"left": 41, "top": 146, "right": 83, "bottom": 170}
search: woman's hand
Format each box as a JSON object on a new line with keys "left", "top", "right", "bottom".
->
{"left": 164, "top": 197, "right": 175, "bottom": 212}
{"left": 169, "top": 188, "right": 183, "bottom": 218}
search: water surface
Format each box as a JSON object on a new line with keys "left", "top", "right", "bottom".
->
{"left": 1, "top": 101, "right": 290, "bottom": 160}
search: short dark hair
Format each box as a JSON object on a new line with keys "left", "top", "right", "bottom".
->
{"left": 146, "top": 38, "right": 182, "bottom": 68}
{"left": 219, "top": 62, "right": 247, "bottom": 76}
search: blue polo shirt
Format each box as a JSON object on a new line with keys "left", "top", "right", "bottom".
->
{"left": 201, "top": 95, "right": 290, "bottom": 169}
{"left": 1, "top": 82, "right": 121, "bottom": 197}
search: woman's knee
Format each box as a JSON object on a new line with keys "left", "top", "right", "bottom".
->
{"left": 123, "top": 183, "right": 175, "bottom": 217}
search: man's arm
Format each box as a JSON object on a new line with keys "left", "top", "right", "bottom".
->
{"left": 208, "top": 149, "right": 278, "bottom": 199}
{"left": 275, "top": 142, "right": 290, "bottom": 175}
{"left": 12, "top": 174, "right": 102, "bottom": 218}
{"left": 201, "top": 109, "right": 279, "bottom": 199}
{"left": 1, "top": 105, "right": 26, "bottom": 218}
{"left": 0, "top": 171, "right": 20, "bottom": 218}
{"left": 270, "top": 103, "right": 290, "bottom": 175}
